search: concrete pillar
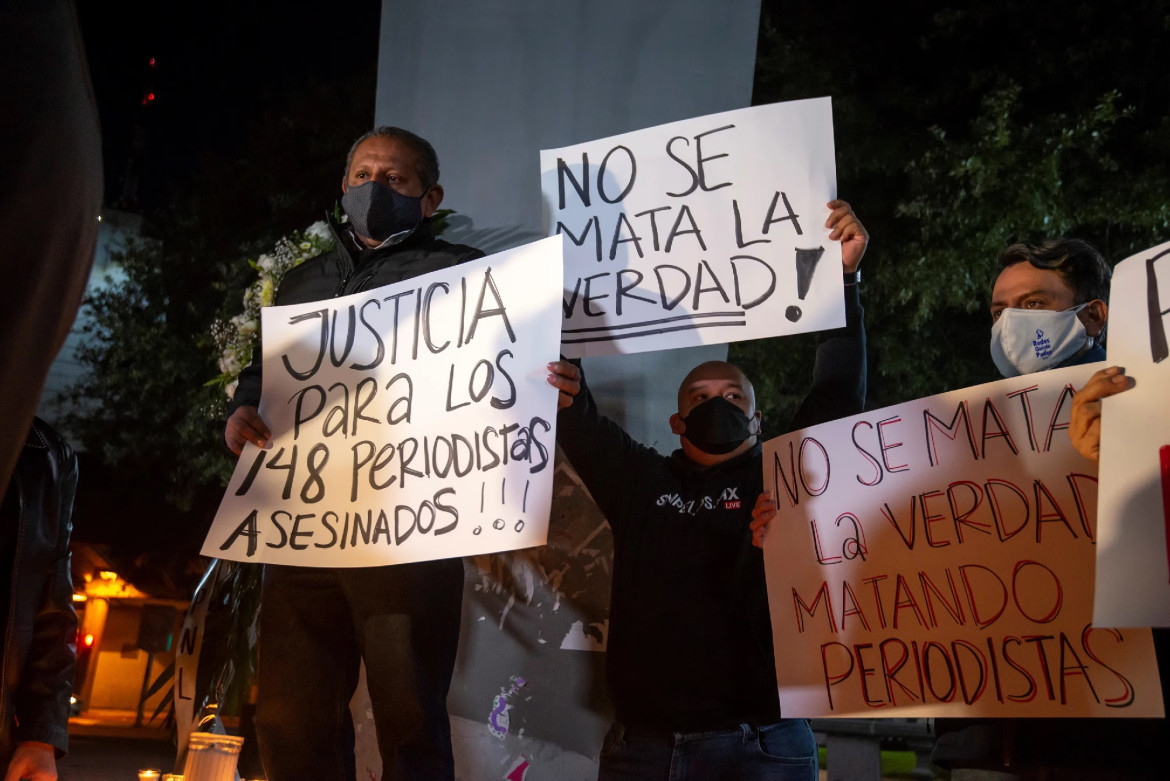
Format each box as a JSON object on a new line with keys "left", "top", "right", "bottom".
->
{"left": 375, "top": 0, "right": 761, "bottom": 448}
{"left": 371, "top": 2, "right": 763, "bottom": 776}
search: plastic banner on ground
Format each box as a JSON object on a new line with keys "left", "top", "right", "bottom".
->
{"left": 761, "top": 365, "right": 1163, "bottom": 718}
{"left": 541, "top": 98, "right": 842, "bottom": 358}
{"left": 1094, "top": 239, "right": 1170, "bottom": 627}
{"left": 203, "top": 237, "right": 564, "bottom": 566}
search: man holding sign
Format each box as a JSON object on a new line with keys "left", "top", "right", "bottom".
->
{"left": 224, "top": 127, "right": 482, "bottom": 781}
{"left": 767, "top": 236, "right": 1157, "bottom": 780}
{"left": 936, "top": 238, "right": 1125, "bottom": 778}
{"left": 547, "top": 201, "right": 867, "bottom": 780}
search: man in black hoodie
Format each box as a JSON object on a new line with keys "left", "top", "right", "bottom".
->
{"left": 224, "top": 127, "right": 482, "bottom": 781}
{"left": 546, "top": 201, "right": 867, "bottom": 780}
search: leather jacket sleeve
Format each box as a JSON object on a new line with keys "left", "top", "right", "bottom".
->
{"left": 11, "top": 424, "right": 79, "bottom": 756}
{"left": 229, "top": 354, "right": 263, "bottom": 416}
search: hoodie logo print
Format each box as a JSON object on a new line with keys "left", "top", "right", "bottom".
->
{"left": 655, "top": 486, "right": 742, "bottom": 515}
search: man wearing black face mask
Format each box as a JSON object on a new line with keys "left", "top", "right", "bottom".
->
{"left": 224, "top": 127, "right": 483, "bottom": 781}
{"left": 546, "top": 201, "right": 867, "bottom": 781}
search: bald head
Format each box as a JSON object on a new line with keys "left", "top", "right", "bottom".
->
{"left": 676, "top": 361, "right": 756, "bottom": 416}
{"left": 669, "top": 360, "right": 761, "bottom": 465}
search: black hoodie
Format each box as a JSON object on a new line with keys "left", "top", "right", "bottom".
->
{"left": 556, "top": 284, "right": 866, "bottom": 731}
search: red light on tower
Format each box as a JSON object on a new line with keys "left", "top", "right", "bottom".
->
{"left": 148, "top": 57, "right": 157, "bottom": 67}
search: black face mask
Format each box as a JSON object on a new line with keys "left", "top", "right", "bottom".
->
{"left": 340, "top": 180, "right": 423, "bottom": 242}
{"left": 681, "top": 396, "right": 754, "bottom": 454}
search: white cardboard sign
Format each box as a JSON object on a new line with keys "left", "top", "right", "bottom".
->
{"left": 762, "top": 365, "right": 1162, "bottom": 718}
{"left": 1094, "top": 240, "right": 1170, "bottom": 627}
{"left": 203, "top": 237, "right": 564, "bottom": 567}
{"left": 541, "top": 98, "right": 843, "bottom": 357}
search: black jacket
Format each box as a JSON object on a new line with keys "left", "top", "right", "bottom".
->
{"left": 1, "top": 418, "right": 78, "bottom": 760}
{"left": 230, "top": 215, "right": 484, "bottom": 414}
{"left": 557, "top": 283, "right": 866, "bottom": 731}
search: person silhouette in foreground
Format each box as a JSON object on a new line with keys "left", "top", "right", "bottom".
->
{"left": 1, "top": 418, "right": 79, "bottom": 781}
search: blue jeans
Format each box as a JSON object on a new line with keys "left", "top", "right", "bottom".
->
{"left": 598, "top": 719, "right": 818, "bottom": 781}
{"left": 253, "top": 560, "right": 464, "bottom": 781}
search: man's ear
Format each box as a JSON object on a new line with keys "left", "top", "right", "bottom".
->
{"left": 1079, "top": 299, "right": 1108, "bottom": 338}
{"left": 750, "top": 410, "right": 762, "bottom": 437}
{"left": 422, "top": 184, "right": 445, "bottom": 217}
{"left": 669, "top": 412, "right": 685, "bottom": 436}
{"left": 341, "top": 176, "right": 349, "bottom": 195}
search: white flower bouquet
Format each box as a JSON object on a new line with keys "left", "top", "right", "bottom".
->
{"left": 209, "top": 221, "right": 335, "bottom": 398}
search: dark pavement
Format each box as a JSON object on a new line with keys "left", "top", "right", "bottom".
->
{"left": 62, "top": 710, "right": 263, "bottom": 780}
{"left": 59, "top": 733, "right": 175, "bottom": 781}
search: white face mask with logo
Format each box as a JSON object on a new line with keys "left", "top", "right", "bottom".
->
{"left": 989, "top": 304, "right": 1093, "bottom": 377}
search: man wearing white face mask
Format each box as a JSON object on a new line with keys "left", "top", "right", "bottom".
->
{"left": 988, "top": 239, "right": 1110, "bottom": 377}
{"left": 933, "top": 237, "right": 1170, "bottom": 781}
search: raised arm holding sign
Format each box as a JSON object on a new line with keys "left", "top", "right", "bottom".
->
{"left": 546, "top": 201, "right": 867, "bottom": 781}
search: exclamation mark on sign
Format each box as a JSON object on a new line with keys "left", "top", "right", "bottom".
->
{"left": 1160, "top": 445, "right": 1170, "bottom": 582}
{"left": 786, "top": 246, "right": 825, "bottom": 322}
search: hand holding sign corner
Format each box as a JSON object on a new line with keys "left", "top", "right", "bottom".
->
{"left": 1068, "top": 366, "right": 1134, "bottom": 463}
{"left": 225, "top": 404, "right": 272, "bottom": 455}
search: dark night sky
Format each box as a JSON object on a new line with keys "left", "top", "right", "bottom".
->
{"left": 67, "top": 2, "right": 383, "bottom": 584}
{"left": 78, "top": 0, "right": 383, "bottom": 213}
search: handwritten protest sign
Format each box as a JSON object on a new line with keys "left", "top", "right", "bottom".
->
{"left": 203, "top": 237, "right": 564, "bottom": 567}
{"left": 1094, "top": 240, "right": 1170, "bottom": 627}
{"left": 540, "top": 98, "right": 842, "bottom": 358}
{"left": 762, "top": 365, "right": 1162, "bottom": 717}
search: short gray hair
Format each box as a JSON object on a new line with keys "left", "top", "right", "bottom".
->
{"left": 344, "top": 126, "right": 440, "bottom": 190}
